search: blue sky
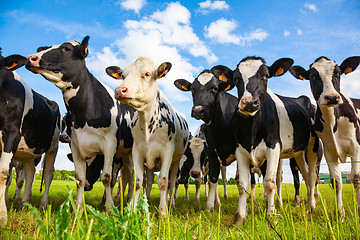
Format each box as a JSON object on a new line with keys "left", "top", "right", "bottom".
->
{"left": 1, "top": 0, "right": 360, "bottom": 182}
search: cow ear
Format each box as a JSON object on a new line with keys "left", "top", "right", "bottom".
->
{"left": 1, "top": 55, "right": 27, "bottom": 71}
{"left": 79, "top": 35, "right": 90, "bottom": 58}
{"left": 156, "top": 62, "right": 172, "bottom": 79}
{"left": 37, "top": 46, "right": 50, "bottom": 52}
{"left": 339, "top": 56, "right": 360, "bottom": 75}
{"left": 268, "top": 58, "right": 294, "bottom": 77}
{"left": 211, "top": 65, "right": 233, "bottom": 83}
{"left": 289, "top": 66, "right": 309, "bottom": 80}
{"left": 174, "top": 79, "right": 192, "bottom": 91}
{"left": 218, "top": 81, "right": 235, "bottom": 92}
{"left": 106, "top": 66, "right": 123, "bottom": 79}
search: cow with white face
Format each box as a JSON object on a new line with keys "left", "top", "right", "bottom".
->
{"left": 106, "top": 57, "right": 189, "bottom": 215}
{"left": 26, "top": 36, "right": 135, "bottom": 211}
{"left": 290, "top": 56, "right": 360, "bottom": 216}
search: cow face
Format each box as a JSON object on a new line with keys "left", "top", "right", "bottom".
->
{"left": 188, "top": 138, "right": 207, "bottom": 179}
{"left": 290, "top": 56, "right": 360, "bottom": 106}
{"left": 212, "top": 57, "right": 293, "bottom": 116}
{"left": 26, "top": 36, "right": 90, "bottom": 91}
{"left": 174, "top": 70, "right": 233, "bottom": 124}
{"left": 0, "top": 54, "right": 27, "bottom": 83}
{"left": 106, "top": 57, "right": 171, "bottom": 111}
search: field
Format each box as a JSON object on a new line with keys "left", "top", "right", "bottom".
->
{"left": 1, "top": 179, "right": 359, "bottom": 239}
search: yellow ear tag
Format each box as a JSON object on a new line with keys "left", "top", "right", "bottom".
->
{"left": 299, "top": 75, "right": 306, "bottom": 80}
{"left": 224, "top": 84, "right": 231, "bottom": 91}
{"left": 344, "top": 67, "right": 352, "bottom": 75}
{"left": 275, "top": 67, "right": 284, "bottom": 76}
{"left": 181, "top": 85, "right": 188, "bottom": 91}
{"left": 6, "top": 62, "right": 17, "bottom": 70}
{"left": 219, "top": 74, "right": 227, "bottom": 82}
{"left": 112, "top": 72, "right": 121, "bottom": 79}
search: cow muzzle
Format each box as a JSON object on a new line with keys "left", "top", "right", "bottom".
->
{"left": 324, "top": 94, "right": 341, "bottom": 106}
{"left": 190, "top": 171, "right": 201, "bottom": 179}
{"left": 114, "top": 87, "right": 131, "bottom": 101}
{"left": 191, "top": 105, "right": 205, "bottom": 120}
{"left": 59, "top": 134, "right": 71, "bottom": 144}
{"left": 239, "top": 97, "right": 260, "bottom": 114}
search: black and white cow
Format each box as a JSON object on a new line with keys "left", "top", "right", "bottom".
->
{"left": 0, "top": 53, "right": 60, "bottom": 224}
{"left": 175, "top": 57, "right": 319, "bottom": 224}
{"left": 289, "top": 56, "right": 360, "bottom": 215}
{"left": 106, "top": 57, "right": 190, "bottom": 215}
{"left": 26, "top": 36, "right": 135, "bottom": 210}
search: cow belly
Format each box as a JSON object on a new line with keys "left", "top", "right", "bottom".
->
{"left": 14, "top": 138, "right": 43, "bottom": 160}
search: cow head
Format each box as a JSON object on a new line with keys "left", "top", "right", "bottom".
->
{"left": 26, "top": 36, "right": 90, "bottom": 91}
{"left": 106, "top": 57, "right": 171, "bottom": 111}
{"left": 212, "top": 57, "right": 293, "bottom": 116}
{"left": 188, "top": 138, "right": 207, "bottom": 179}
{"left": 0, "top": 53, "right": 27, "bottom": 82}
{"left": 290, "top": 56, "right": 360, "bottom": 106}
{"left": 174, "top": 69, "right": 234, "bottom": 124}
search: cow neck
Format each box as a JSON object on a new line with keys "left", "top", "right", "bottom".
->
{"left": 136, "top": 92, "right": 159, "bottom": 140}
{"left": 64, "top": 69, "right": 114, "bottom": 129}
{"left": 317, "top": 103, "right": 342, "bottom": 159}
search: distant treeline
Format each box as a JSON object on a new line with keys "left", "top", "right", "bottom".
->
{"left": 15, "top": 170, "right": 237, "bottom": 185}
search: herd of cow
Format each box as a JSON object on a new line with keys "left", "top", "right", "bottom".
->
{"left": 0, "top": 35, "right": 359, "bottom": 226}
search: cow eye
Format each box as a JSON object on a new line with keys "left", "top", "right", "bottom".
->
{"left": 145, "top": 72, "right": 151, "bottom": 77}
{"left": 63, "top": 46, "right": 71, "bottom": 52}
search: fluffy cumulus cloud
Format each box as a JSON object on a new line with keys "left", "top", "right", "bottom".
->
{"left": 341, "top": 69, "right": 360, "bottom": 97}
{"left": 297, "top": 28, "right": 303, "bottom": 35}
{"left": 284, "top": 30, "right": 290, "bottom": 37}
{"left": 204, "top": 18, "right": 269, "bottom": 45}
{"left": 304, "top": 2, "right": 318, "bottom": 12}
{"left": 118, "top": 0, "right": 146, "bottom": 14}
{"left": 87, "top": 2, "right": 215, "bottom": 102}
{"left": 198, "top": 0, "right": 230, "bottom": 14}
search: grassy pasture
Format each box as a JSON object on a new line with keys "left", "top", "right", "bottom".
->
{"left": 1, "top": 179, "right": 359, "bottom": 239}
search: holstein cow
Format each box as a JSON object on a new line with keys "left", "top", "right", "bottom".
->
{"left": 0, "top": 53, "right": 60, "bottom": 224}
{"left": 175, "top": 57, "right": 319, "bottom": 224}
{"left": 211, "top": 57, "right": 320, "bottom": 224}
{"left": 26, "top": 36, "right": 135, "bottom": 210}
{"left": 289, "top": 56, "right": 360, "bottom": 216}
{"left": 106, "top": 57, "right": 190, "bottom": 215}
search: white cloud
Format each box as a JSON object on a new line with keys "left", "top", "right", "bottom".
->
{"left": 284, "top": 30, "right": 290, "bottom": 37}
{"left": 87, "top": 2, "right": 213, "bottom": 102}
{"left": 304, "top": 2, "right": 318, "bottom": 12}
{"left": 341, "top": 69, "right": 360, "bottom": 98}
{"left": 204, "top": 18, "right": 269, "bottom": 46}
{"left": 297, "top": 28, "right": 303, "bottom": 35}
{"left": 118, "top": 0, "right": 146, "bottom": 14}
{"left": 198, "top": 0, "right": 230, "bottom": 14}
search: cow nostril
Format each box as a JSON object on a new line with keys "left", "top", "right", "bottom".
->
{"left": 121, "top": 87, "right": 127, "bottom": 93}
{"left": 253, "top": 99, "right": 259, "bottom": 107}
{"left": 30, "top": 56, "right": 38, "bottom": 62}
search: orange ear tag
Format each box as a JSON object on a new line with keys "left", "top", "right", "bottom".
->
{"left": 299, "top": 75, "right": 306, "bottom": 80}
{"left": 224, "top": 84, "right": 231, "bottom": 91}
{"left": 6, "top": 62, "right": 18, "bottom": 70}
{"left": 112, "top": 72, "right": 121, "bottom": 79}
{"left": 181, "top": 85, "right": 188, "bottom": 91}
{"left": 344, "top": 67, "right": 352, "bottom": 75}
{"left": 275, "top": 67, "right": 284, "bottom": 76}
{"left": 219, "top": 74, "right": 227, "bottom": 82}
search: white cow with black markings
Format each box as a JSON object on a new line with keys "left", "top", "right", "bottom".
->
{"left": 106, "top": 57, "right": 190, "bottom": 215}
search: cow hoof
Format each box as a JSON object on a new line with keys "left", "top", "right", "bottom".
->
{"left": 233, "top": 212, "right": 246, "bottom": 225}
{"left": 215, "top": 199, "right": 221, "bottom": 207}
{"left": 315, "top": 192, "right": 321, "bottom": 198}
{"left": 293, "top": 196, "right": 301, "bottom": 207}
{"left": 194, "top": 197, "right": 199, "bottom": 203}
{"left": 224, "top": 194, "right": 228, "bottom": 200}
{"left": 185, "top": 195, "right": 189, "bottom": 200}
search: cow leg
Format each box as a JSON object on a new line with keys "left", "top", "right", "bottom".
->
{"left": 234, "top": 149, "right": 250, "bottom": 225}
{"left": 184, "top": 178, "right": 189, "bottom": 200}
{"left": 145, "top": 168, "right": 154, "bottom": 200}
{"left": 204, "top": 175, "right": 208, "bottom": 198}
{"left": 215, "top": 183, "right": 221, "bottom": 206}
{"left": 325, "top": 149, "right": 343, "bottom": 216}
{"left": 5, "top": 161, "right": 14, "bottom": 206}
{"left": 194, "top": 177, "right": 201, "bottom": 202}
{"left": 13, "top": 163, "right": 25, "bottom": 204}
{"left": 125, "top": 155, "right": 134, "bottom": 203}
{"left": 173, "top": 180, "right": 179, "bottom": 201}
{"left": 206, "top": 155, "right": 220, "bottom": 212}
{"left": 264, "top": 149, "right": 281, "bottom": 217}
{"left": 350, "top": 156, "right": 360, "bottom": 215}
{"left": 40, "top": 151, "right": 56, "bottom": 209}
{"left": 101, "top": 145, "right": 117, "bottom": 211}
{"left": 220, "top": 166, "right": 228, "bottom": 200}
{"left": 132, "top": 150, "right": 144, "bottom": 208}
{"left": 306, "top": 142, "right": 318, "bottom": 211}
{"left": 157, "top": 150, "right": 174, "bottom": 215}
{"left": 0, "top": 152, "right": 13, "bottom": 224}
{"left": 276, "top": 158, "right": 283, "bottom": 208}
{"left": 21, "top": 159, "right": 35, "bottom": 205}
{"left": 72, "top": 146, "right": 86, "bottom": 209}
{"left": 168, "top": 161, "right": 179, "bottom": 207}
{"left": 290, "top": 158, "right": 301, "bottom": 207}
{"left": 249, "top": 169, "right": 256, "bottom": 200}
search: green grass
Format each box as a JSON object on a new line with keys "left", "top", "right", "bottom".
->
{"left": 1, "top": 179, "right": 359, "bottom": 239}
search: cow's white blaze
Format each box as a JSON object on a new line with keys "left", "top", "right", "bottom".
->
{"left": 238, "top": 59, "right": 263, "bottom": 100}
{"left": 312, "top": 58, "right": 342, "bottom": 105}
{"left": 197, "top": 72, "right": 213, "bottom": 86}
